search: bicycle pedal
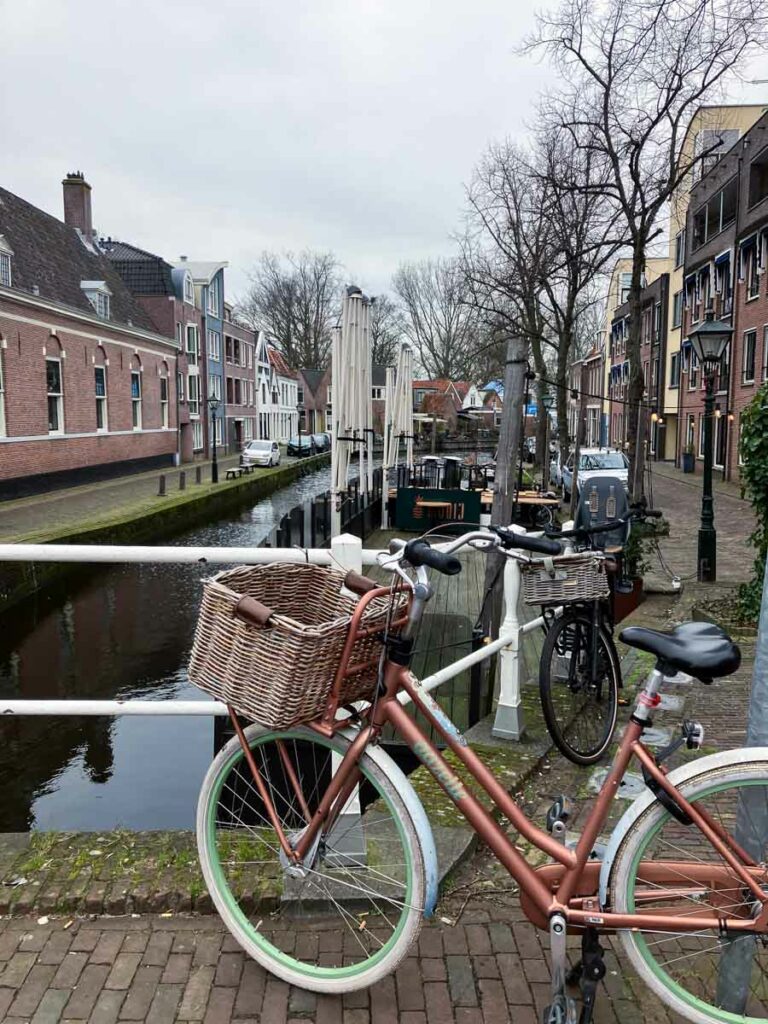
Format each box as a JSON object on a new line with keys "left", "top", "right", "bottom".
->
{"left": 542, "top": 995, "right": 578, "bottom": 1024}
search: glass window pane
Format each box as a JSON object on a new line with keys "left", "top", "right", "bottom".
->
{"left": 46, "top": 359, "right": 61, "bottom": 394}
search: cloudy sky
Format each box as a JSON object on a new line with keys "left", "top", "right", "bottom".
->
{"left": 2, "top": 1, "right": 766, "bottom": 303}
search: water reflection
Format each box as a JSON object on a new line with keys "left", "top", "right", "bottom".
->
{"left": 0, "top": 464, "right": 339, "bottom": 832}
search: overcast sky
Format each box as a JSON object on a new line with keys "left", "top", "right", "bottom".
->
{"left": 2, "top": 1, "right": 767, "bottom": 304}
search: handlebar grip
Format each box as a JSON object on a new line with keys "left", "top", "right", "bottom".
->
{"left": 643, "top": 509, "right": 663, "bottom": 519}
{"left": 403, "top": 539, "right": 462, "bottom": 575}
{"left": 343, "top": 571, "right": 380, "bottom": 596}
{"left": 495, "top": 527, "right": 563, "bottom": 556}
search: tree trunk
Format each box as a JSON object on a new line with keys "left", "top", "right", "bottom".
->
{"left": 481, "top": 335, "right": 528, "bottom": 647}
{"left": 555, "top": 328, "right": 572, "bottom": 465}
{"left": 627, "top": 248, "right": 647, "bottom": 501}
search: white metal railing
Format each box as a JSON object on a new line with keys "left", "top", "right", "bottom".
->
{"left": 0, "top": 532, "right": 535, "bottom": 738}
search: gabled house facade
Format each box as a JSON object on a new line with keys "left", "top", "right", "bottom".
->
{"left": 0, "top": 173, "right": 180, "bottom": 497}
{"left": 103, "top": 239, "right": 203, "bottom": 462}
{"left": 268, "top": 347, "right": 298, "bottom": 442}
{"left": 223, "top": 304, "right": 257, "bottom": 451}
{"left": 174, "top": 259, "right": 227, "bottom": 456}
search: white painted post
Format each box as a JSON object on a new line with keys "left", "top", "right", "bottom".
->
{"left": 328, "top": 532, "right": 365, "bottom": 864}
{"left": 492, "top": 552, "right": 525, "bottom": 740}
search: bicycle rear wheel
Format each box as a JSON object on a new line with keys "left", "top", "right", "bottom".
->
{"left": 196, "top": 723, "right": 425, "bottom": 993}
{"left": 611, "top": 757, "right": 768, "bottom": 1024}
{"left": 539, "top": 609, "right": 619, "bottom": 765}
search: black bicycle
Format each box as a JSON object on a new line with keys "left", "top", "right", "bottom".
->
{"left": 535, "top": 504, "right": 661, "bottom": 765}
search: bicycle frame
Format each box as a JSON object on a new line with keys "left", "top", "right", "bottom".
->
{"left": 238, "top": 579, "right": 768, "bottom": 939}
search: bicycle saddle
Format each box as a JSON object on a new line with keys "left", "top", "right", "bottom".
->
{"left": 619, "top": 621, "right": 741, "bottom": 683}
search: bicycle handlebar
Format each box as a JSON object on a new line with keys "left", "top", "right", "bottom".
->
{"left": 403, "top": 539, "right": 463, "bottom": 576}
{"left": 547, "top": 506, "right": 662, "bottom": 540}
{"left": 493, "top": 526, "right": 563, "bottom": 556}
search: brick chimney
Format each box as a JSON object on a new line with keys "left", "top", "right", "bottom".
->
{"left": 62, "top": 171, "right": 93, "bottom": 237}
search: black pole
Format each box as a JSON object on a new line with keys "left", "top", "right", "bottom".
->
{"left": 211, "top": 407, "right": 219, "bottom": 484}
{"left": 698, "top": 369, "right": 716, "bottom": 582}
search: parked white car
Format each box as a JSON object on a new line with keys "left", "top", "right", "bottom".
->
{"left": 241, "top": 439, "right": 281, "bottom": 467}
{"left": 558, "top": 447, "right": 629, "bottom": 501}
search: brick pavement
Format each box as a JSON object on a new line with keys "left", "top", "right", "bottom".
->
{"left": 0, "top": 460, "right": 759, "bottom": 1022}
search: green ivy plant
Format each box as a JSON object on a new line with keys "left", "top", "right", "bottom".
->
{"left": 738, "top": 383, "right": 768, "bottom": 622}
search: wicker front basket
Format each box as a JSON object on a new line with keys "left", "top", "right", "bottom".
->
{"left": 188, "top": 563, "right": 405, "bottom": 729}
{"left": 520, "top": 554, "right": 609, "bottom": 606}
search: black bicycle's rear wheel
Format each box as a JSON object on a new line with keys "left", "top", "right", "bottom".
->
{"left": 539, "top": 609, "right": 620, "bottom": 765}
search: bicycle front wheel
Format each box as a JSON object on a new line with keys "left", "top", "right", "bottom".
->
{"left": 539, "top": 609, "right": 619, "bottom": 764}
{"left": 196, "top": 723, "right": 425, "bottom": 993}
{"left": 611, "top": 757, "right": 768, "bottom": 1024}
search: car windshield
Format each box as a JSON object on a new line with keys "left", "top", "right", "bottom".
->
{"left": 247, "top": 441, "right": 271, "bottom": 451}
{"left": 580, "top": 452, "right": 626, "bottom": 470}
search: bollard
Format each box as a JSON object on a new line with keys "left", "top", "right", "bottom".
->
{"left": 158, "top": 474, "right": 166, "bottom": 497}
{"left": 179, "top": 471, "right": 186, "bottom": 491}
{"left": 195, "top": 466, "right": 202, "bottom": 485}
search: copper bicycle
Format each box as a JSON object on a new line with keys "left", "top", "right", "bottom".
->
{"left": 196, "top": 527, "right": 768, "bottom": 1024}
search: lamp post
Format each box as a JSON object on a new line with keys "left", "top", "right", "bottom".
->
{"left": 207, "top": 396, "right": 220, "bottom": 484}
{"left": 541, "top": 392, "right": 555, "bottom": 490}
{"left": 687, "top": 303, "right": 733, "bottom": 582}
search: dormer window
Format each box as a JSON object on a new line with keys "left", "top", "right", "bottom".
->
{"left": 184, "top": 273, "right": 194, "bottom": 304}
{"left": 81, "top": 281, "right": 111, "bottom": 319}
{"left": 0, "top": 236, "right": 13, "bottom": 288}
{"left": 207, "top": 276, "right": 221, "bottom": 317}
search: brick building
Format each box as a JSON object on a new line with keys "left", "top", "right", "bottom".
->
{"left": 608, "top": 273, "right": 669, "bottom": 457}
{"left": 677, "top": 108, "right": 768, "bottom": 481}
{"left": 0, "top": 175, "right": 180, "bottom": 497}
{"left": 223, "top": 304, "right": 257, "bottom": 451}
{"left": 103, "top": 240, "right": 204, "bottom": 461}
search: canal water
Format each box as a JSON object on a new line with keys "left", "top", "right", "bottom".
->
{"left": 0, "top": 465, "right": 349, "bottom": 833}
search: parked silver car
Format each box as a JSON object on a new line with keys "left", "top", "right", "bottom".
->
{"left": 241, "top": 439, "right": 281, "bottom": 467}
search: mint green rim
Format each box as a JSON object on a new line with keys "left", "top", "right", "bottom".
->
{"left": 628, "top": 778, "right": 768, "bottom": 1024}
{"left": 205, "top": 729, "right": 415, "bottom": 982}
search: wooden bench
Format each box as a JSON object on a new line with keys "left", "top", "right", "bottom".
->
{"left": 239, "top": 463, "right": 254, "bottom": 474}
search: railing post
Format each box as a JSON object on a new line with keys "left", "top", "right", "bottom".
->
{"left": 195, "top": 466, "right": 202, "bottom": 485}
{"left": 179, "top": 471, "right": 186, "bottom": 491}
{"left": 492, "top": 555, "right": 525, "bottom": 740}
{"left": 158, "top": 475, "right": 166, "bottom": 497}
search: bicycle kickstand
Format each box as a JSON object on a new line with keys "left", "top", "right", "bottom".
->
{"left": 544, "top": 914, "right": 578, "bottom": 1024}
{"left": 577, "top": 928, "right": 606, "bottom": 1024}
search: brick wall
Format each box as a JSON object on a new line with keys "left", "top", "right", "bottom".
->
{"left": 728, "top": 275, "right": 768, "bottom": 479}
{"left": 0, "top": 294, "right": 179, "bottom": 482}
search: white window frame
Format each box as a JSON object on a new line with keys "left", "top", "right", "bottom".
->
{"left": 743, "top": 330, "right": 757, "bottom": 385}
{"left": 192, "top": 419, "right": 203, "bottom": 451}
{"left": 207, "top": 329, "right": 221, "bottom": 362}
{"left": 186, "top": 325, "right": 198, "bottom": 365}
{"left": 210, "top": 375, "right": 222, "bottom": 402}
{"left": 0, "top": 251, "right": 11, "bottom": 288}
{"left": 371, "top": 386, "right": 384, "bottom": 400}
{"left": 763, "top": 325, "right": 768, "bottom": 382}
{"left": 177, "top": 370, "right": 185, "bottom": 404}
{"left": 46, "top": 357, "right": 64, "bottom": 435}
{"left": 207, "top": 277, "right": 220, "bottom": 317}
{"left": 81, "top": 282, "right": 112, "bottom": 319}
{"left": 160, "top": 374, "right": 169, "bottom": 428}
{"left": 188, "top": 373, "right": 200, "bottom": 416}
{"left": 131, "top": 370, "right": 142, "bottom": 430}
{"left": 670, "top": 351, "right": 680, "bottom": 388}
{"left": 94, "top": 365, "right": 108, "bottom": 432}
{"left": 214, "top": 416, "right": 223, "bottom": 446}
{"left": 184, "top": 273, "right": 195, "bottom": 304}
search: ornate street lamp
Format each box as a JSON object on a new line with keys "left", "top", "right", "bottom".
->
{"left": 208, "top": 395, "right": 220, "bottom": 484}
{"left": 541, "top": 392, "right": 555, "bottom": 490}
{"left": 687, "top": 302, "right": 733, "bottom": 582}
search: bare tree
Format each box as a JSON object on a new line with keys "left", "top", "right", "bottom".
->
{"left": 463, "top": 133, "right": 620, "bottom": 471}
{"left": 369, "top": 294, "right": 405, "bottom": 366}
{"left": 528, "top": 0, "right": 768, "bottom": 497}
{"left": 392, "top": 258, "right": 483, "bottom": 379}
{"left": 237, "top": 250, "right": 343, "bottom": 368}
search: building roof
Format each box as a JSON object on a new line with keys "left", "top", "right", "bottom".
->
{"left": 0, "top": 187, "right": 157, "bottom": 332}
{"left": 300, "top": 368, "right": 326, "bottom": 394}
{"left": 102, "top": 239, "right": 175, "bottom": 297}
{"left": 172, "top": 259, "right": 227, "bottom": 283}
{"left": 372, "top": 364, "right": 387, "bottom": 387}
{"left": 268, "top": 347, "right": 297, "bottom": 379}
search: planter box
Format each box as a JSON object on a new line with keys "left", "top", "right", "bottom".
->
{"left": 682, "top": 452, "right": 695, "bottom": 473}
{"left": 611, "top": 577, "right": 644, "bottom": 623}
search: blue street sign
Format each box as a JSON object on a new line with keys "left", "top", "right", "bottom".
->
{"left": 526, "top": 404, "right": 538, "bottom": 416}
